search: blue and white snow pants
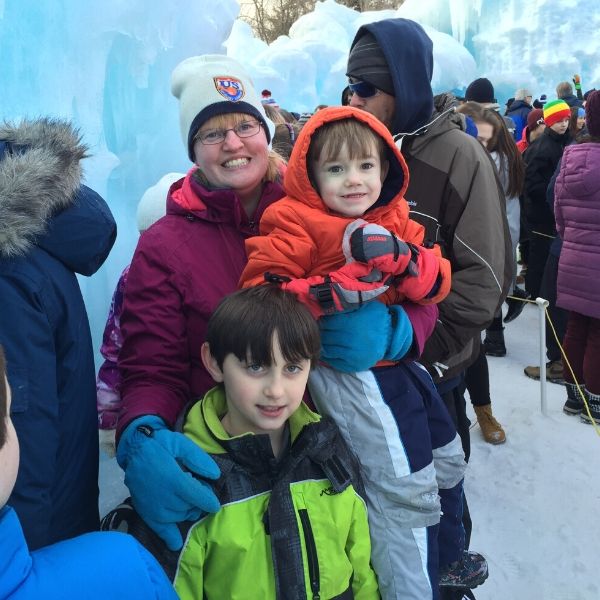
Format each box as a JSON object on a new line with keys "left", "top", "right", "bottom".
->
{"left": 309, "top": 361, "right": 466, "bottom": 600}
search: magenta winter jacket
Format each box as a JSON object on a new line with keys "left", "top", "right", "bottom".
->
{"left": 117, "top": 171, "right": 285, "bottom": 437}
{"left": 554, "top": 143, "right": 600, "bottom": 319}
{"left": 117, "top": 169, "right": 439, "bottom": 439}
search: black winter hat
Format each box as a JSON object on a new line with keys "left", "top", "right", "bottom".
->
{"left": 346, "top": 31, "right": 395, "bottom": 96}
{"left": 465, "top": 77, "right": 496, "bottom": 104}
{"left": 585, "top": 90, "right": 600, "bottom": 137}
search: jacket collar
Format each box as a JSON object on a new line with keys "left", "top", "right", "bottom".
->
{"left": 167, "top": 168, "right": 284, "bottom": 230}
{"left": 183, "top": 386, "right": 320, "bottom": 460}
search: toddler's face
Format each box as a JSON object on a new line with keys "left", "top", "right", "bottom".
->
{"left": 311, "top": 143, "right": 388, "bottom": 217}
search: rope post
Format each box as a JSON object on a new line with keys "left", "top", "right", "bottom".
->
{"left": 535, "top": 297, "right": 550, "bottom": 415}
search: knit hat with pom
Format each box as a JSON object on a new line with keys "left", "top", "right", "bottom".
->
{"left": 585, "top": 90, "right": 600, "bottom": 137}
{"left": 136, "top": 173, "right": 184, "bottom": 232}
{"left": 171, "top": 55, "right": 272, "bottom": 161}
{"left": 543, "top": 99, "right": 570, "bottom": 128}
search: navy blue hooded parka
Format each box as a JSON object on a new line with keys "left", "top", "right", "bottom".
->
{"left": 0, "top": 119, "right": 116, "bottom": 550}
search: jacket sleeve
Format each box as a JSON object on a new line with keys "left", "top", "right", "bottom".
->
{"left": 421, "top": 146, "right": 510, "bottom": 371}
{"left": 240, "top": 202, "right": 316, "bottom": 287}
{"left": 524, "top": 144, "right": 555, "bottom": 224}
{"left": 347, "top": 494, "right": 380, "bottom": 598}
{"left": 390, "top": 217, "right": 452, "bottom": 305}
{"left": 550, "top": 158, "right": 564, "bottom": 237}
{"left": 173, "top": 529, "right": 206, "bottom": 600}
{"left": 26, "top": 529, "right": 179, "bottom": 599}
{"left": 117, "top": 232, "right": 191, "bottom": 438}
{"left": 97, "top": 266, "right": 129, "bottom": 429}
{"left": 0, "top": 279, "right": 59, "bottom": 549}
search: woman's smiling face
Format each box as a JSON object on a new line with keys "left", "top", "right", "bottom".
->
{"left": 192, "top": 113, "right": 269, "bottom": 199}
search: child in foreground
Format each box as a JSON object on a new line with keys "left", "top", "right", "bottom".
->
{"left": 174, "top": 285, "right": 378, "bottom": 599}
{"left": 104, "top": 286, "right": 379, "bottom": 598}
{"left": 240, "top": 106, "right": 486, "bottom": 597}
{"left": 0, "top": 344, "right": 177, "bottom": 600}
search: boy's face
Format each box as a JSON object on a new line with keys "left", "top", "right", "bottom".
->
{"left": 201, "top": 333, "right": 310, "bottom": 439}
{"left": 0, "top": 376, "right": 19, "bottom": 508}
{"left": 550, "top": 117, "right": 569, "bottom": 135}
{"left": 311, "top": 143, "right": 388, "bottom": 217}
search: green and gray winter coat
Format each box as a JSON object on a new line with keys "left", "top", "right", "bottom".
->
{"left": 174, "top": 387, "right": 379, "bottom": 600}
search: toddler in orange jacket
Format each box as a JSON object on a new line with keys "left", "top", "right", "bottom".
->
{"left": 240, "top": 106, "right": 450, "bottom": 319}
{"left": 240, "top": 107, "right": 467, "bottom": 599}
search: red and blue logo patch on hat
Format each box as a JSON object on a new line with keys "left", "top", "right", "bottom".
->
{"left": 213, "top": 76, "right": 245, "bottom": 102}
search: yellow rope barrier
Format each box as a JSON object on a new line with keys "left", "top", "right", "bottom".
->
{"left": 504, "top": 292, "right": 600, "bottom": 436}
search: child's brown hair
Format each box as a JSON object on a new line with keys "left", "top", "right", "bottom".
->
{"left": 307, "top": 118, "right": 387, "bottom": 167}
{"left": 206, "top": 285, "right": 321, "bottom": 370}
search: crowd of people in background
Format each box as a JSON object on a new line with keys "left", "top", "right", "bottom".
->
{"left": 1, "top": 15, "right": 599, "bottom": 600}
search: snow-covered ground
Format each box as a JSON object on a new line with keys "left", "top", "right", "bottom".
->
{"left": 99, "top": 300, "right": 600, "bottom": 599}
{"left": 465, "top": 302, "right": 600, "bottom": 600}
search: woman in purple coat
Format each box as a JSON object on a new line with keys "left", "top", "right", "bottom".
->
{"left": 554, "top": 91, "right": 600, "bottom": 424}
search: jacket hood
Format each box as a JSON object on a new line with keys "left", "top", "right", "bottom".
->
{"left": 349, "top": 19, "right": 434, "bottom": 136}
{"left": 167, "top": 167, "right": 285, "bottom": 231}
{"left": 0, "top": 118, "right": 114, "bottom": 272}
{"left": 508, "top": 99, "right": 530, "bottom": 112}
{"left": 284, "top": 105, "right": 409, "bottom": 212}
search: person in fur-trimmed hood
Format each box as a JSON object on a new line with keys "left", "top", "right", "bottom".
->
{"left": 0, "top": 117, "right": 116, "bottom": 550}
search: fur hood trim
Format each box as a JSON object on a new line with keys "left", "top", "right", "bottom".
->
{"left": 0, "top": 118, "right": 88, "bottom": 258}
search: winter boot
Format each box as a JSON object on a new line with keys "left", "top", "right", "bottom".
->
{"left": 504, "top": 286, "right": 530, "bottom": 323}
{"left": 474, "top": 404, "right": 506, "bottom": 444}
{"left": 439, "top": 550, "right": 489, "bottom": 590}
{"left": 524, "top": 359, "right": 565, "bottom": 385}
{"left": 483, "top": 330, "right": 506, "bottom": 357}
{"left": 563, "top": 383, "right": 584, "bottom": 416}
{"left": 580, "top": 388, "right": 600, "bottom": 425}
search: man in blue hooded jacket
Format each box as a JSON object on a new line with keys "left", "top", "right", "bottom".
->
{"left": 316, "top": 17, "right": 512, "bottom": 599}
{"left": 0, "top": 118, "right": 115, "bottom": 550}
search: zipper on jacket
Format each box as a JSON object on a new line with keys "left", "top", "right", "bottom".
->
{"left": 298, "top": 509, "right": 320, "bottom": 599}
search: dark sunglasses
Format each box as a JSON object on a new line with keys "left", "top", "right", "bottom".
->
{"left": 348, "top": 80, "right": 380, "bottom": 99}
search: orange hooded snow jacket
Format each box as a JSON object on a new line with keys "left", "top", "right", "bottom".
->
{"left": 240, "top": 106, "right": 450, "bottom": 307}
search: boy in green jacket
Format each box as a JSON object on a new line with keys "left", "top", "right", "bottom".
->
{"left": 177, "top": 284, "right": 379, "bottom": 599}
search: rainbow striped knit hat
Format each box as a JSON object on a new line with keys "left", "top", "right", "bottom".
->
{"left": 543, "top": 99, "right": 571, "bottom": 127}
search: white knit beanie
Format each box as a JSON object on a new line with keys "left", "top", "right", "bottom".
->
{"left": 136, "top": 172, "right": 184, "bottom": 232}
{"left": 171, "top": 55, "right": 272, "bottom": 160}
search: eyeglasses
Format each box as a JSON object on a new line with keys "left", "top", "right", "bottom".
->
{"left": 348, "top": 80, "right": 381, "bottom": 99}
{"left": 196, "top": 120, "right": 262, "bottom": 145}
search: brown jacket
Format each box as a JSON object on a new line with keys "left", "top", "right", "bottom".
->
{"left": 399, "top": 94, "right": 512, "bottom": 380}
